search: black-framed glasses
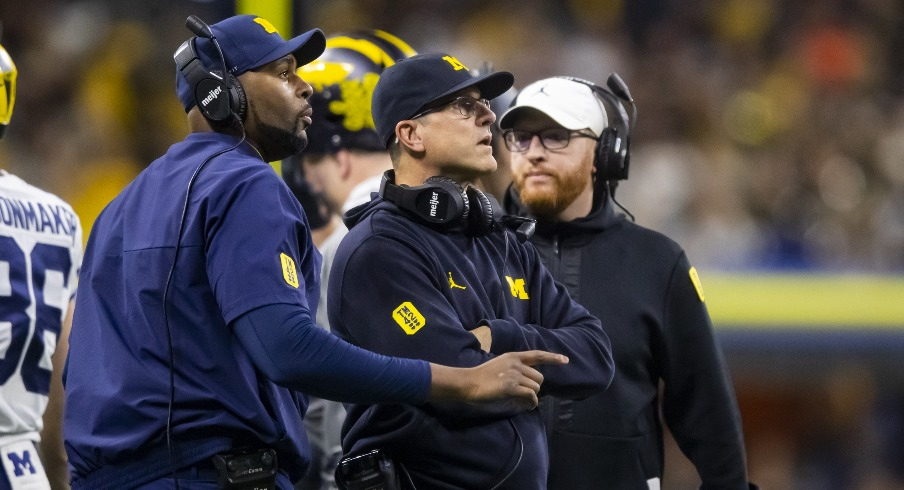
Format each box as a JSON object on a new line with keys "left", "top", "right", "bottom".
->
{"left": 410, "top": 96, "right": 492, "bottom": 120}
{"left": 502, "top": 128, "right": 598, "bottom": 152}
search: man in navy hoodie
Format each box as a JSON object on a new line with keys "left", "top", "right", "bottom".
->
{"left": 327, "top": 53, "right": 615, "bottom": 489}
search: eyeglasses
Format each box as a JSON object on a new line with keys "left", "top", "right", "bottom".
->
{"left": 502, "top": 128, "right": 598, "bottom": 153}
{"left": 410, "top": 96, "right": 492, "bottom": 120}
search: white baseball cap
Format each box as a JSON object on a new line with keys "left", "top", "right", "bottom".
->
{"left": 499, "top": 77, "right": 607, "bottom": 135}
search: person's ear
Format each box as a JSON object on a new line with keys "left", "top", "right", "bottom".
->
{"left": 334, "top": 149, "right": 353, "bottom": 180}
{"left": 396, "top": 120, "right": 425, "bottom": 153}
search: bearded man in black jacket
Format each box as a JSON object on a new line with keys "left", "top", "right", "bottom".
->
{"left": 500, "top": 76, "right": 758, "bottom": 490}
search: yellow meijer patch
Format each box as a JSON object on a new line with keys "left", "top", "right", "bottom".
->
{"left": 253, "top": 17, "right": 279, "bottom": 34}
{"left": 442, "top": 55, "right": 468, "bottom": 71}
{"left": 689, "top": 267, "right": 705, "bottom": 302}
{"left": 392, "top": 301, "right": 425, "bottom": 335}
{"left": 505, "top": 276, "right": 529, "bottom": 300}
{"left": 280, "top": 253, "right": 299, "bottom": 288}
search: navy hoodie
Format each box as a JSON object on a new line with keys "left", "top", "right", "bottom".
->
{"left": 327, "top": 195, "right": 614, "bottom": 489}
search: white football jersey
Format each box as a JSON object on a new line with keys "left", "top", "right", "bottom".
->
{"left": 0, "top": 170, "right": 82, "bottom": 441}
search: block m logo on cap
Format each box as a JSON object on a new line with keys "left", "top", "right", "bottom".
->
{"left": 253, "top": 17, "right": 279, "bottom": 34}
{"left": 442, "top": 55, "right": 467, "bottom": 71}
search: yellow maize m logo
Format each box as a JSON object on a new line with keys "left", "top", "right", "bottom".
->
{"left": 442, "top": 55, "right": 468, "bottom": 71}
{"left": 253, "top": 17, "right": 279, "bottom": 34}
{"left": 505, "top": 276, "right": 529, "bottom": 300}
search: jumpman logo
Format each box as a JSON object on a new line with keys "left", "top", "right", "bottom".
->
{"left": 448, "top": 272, "right": 467, "bottom": 290}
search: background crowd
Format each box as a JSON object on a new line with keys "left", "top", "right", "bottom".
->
{"left": 4, "top": 0, "right": 904, "bottom": 272}
{"left": 1, "top": 0, "right": 903, "bottom": 488}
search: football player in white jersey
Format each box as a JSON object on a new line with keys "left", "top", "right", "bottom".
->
{"left": 0, "top": 41, "right": 81, "bottom": 490}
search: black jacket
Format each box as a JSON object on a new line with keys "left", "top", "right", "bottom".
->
{"left": 505, "top": 187, "right": 753, "bottom": 490}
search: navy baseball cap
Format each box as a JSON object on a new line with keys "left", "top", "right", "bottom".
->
{"left": 372, "top": 53, "right": 514, "bottom": 146}
{"left": 175, "top": 15, "right": 326, "bottom": 112}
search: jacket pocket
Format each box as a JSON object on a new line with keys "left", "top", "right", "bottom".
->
{"left": 547, "top": 429, "right": 660, "bottom": 490}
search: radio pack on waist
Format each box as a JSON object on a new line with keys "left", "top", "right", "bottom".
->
{"left": 335, "top": 449, "right": 401, "bottom": 490}
{"left": 211, "top": 447, "right": 278, "bottom": 490}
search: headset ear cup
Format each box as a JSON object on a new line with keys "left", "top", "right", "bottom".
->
{"left": 465, "top": 186, "right": 495, "bottom": 237}
{"left": 595, "top": 129, "right": 614, "bottom": 181}
{"left": 225, "top": 72, "right": 247, "bottom": 123}
{"left": 594, "top": 87, "right": 631, "bottom": 181}
{"left": 424, "top": 176, "right": 470, "bottom": 223}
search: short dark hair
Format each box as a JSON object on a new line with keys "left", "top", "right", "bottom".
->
{"left": 387, "top": 138, "right": 402, "bottom": 165}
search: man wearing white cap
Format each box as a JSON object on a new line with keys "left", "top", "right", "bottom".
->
{"left": 500, "top": 76, "right": 758, "bottom": 490}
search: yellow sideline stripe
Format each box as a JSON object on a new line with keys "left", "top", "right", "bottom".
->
{"left": 236, "top": 0, "right": 292, "bottom": 176}
{"left": 702, "top": 273, "right": 904, "bottom": 329}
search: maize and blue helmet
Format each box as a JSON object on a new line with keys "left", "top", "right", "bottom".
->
{"left": 282, "top": 30, "right": 416, "bottom": 228}
{"left": 298, "top": 29, "right": 416, "bottom": 154}
{"left": 0, "top": 43, "right": 17, "bottom": 139}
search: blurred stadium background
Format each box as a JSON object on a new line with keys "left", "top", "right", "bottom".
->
{"left": 2, "top": 0, "right": 903, "bottom": 488}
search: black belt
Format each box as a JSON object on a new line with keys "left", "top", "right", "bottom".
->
{"left": 172, "top": 459, "right": 219, "bottom": 481}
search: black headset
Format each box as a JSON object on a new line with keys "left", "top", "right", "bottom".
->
{"left": 379, "top": 170, "right": 496, "bottom": 237}
{"left": 556, "top": 74, "right": 636, "bottom": 182}
{"left": 173, "top": 16, "right": 247, "bottom": 127}
{"left": 379, "top": 170, "right": 536, "bottom": 242}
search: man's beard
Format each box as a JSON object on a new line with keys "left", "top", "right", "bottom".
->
{"left": 256, "top": 120, "right": 308, "bottom": 162}
{"left": 514, "top": 164, "right": 590, "bottom": 219}
{"left": 248, "top": 102, "right": 308, "bottom": 161}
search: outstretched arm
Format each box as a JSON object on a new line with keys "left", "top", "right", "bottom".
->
{"left": 234, "top": 303, "right": 567, "bottom": 410}
{"left": 429, "top": 350, "right": 568, "bottom": 411}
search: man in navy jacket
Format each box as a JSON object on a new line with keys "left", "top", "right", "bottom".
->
{"left": 327, "top": 53, "right": 615, "bottom": 489}
{"left": 61, "top": 16, "right": 573, "bottom": 490}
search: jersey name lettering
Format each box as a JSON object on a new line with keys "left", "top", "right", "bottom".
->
{"left": 0, "top": 196, "right": 78, "bottom": 240}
